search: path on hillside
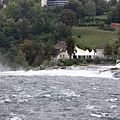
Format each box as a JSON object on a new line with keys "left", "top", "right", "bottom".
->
{"left": 72, "top": 27, "right": 119, "bottom": 33}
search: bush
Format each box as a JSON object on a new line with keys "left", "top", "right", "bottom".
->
{"left": 98, "top": 21, "right": 105, "bottom": 29}
{"left": 93, "top": 57, "right": 101, "bottom": 64}
{"left": 80, "top": 60, "right": 87, "bottom": 66}
{"left": 103, "top": 25, "right": 115, "bottom": 31}
{"left": 60, "top": 59, "right": 74, "bottom": 66}
{"left": 111, "top": 67, "right": 119, "bottom": 70}
{"left": 60, "top": 58, "right": 88, "bottom": 66}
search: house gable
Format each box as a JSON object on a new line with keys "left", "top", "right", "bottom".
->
{"left": 51, "top": 41, "right": 69, "bottom": 60}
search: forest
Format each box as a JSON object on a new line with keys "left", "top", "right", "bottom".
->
{"left": 0, "top": 0, "right": 120, "bottom": 69}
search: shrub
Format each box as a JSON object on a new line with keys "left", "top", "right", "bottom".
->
{"left": 98, "top": 21, "right": 105, "bottom": 29}
{"left": 80, "top": 60, "right": 87, "bottom": 66}
{"left": 111, "top": 67, "right": 119, "bottom": 70}
{"left": 93, "top": 57, "right": 101, "bottom": 64}
{"left": 103, "top": 25, "right": 115, "bottom": 31}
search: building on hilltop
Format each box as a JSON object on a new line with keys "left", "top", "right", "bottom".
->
{"left": 41, "top": 0, "right": 47, "bottom": 7}
{"left": 47, "top": 0, "right": 68, "bottom": 6}
{"left": 41, "top": 0, "right": 68, "bottom": 7}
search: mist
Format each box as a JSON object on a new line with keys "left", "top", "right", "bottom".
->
{"left": 0, "top": 62, "right": 11, "bottom": 71}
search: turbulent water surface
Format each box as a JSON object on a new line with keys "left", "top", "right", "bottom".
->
{"left": 0, "top": 65, "right": 120, "bottom": 120}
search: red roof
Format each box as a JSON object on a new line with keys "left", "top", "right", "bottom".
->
{"left": 110, "top": 23, "right": 118, "bottom": 27}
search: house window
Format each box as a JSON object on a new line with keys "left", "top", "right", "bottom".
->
{"left": 63, "top": 55, "right": 65, "bottom": 58}
{"left": 60, "top": 55, "right": 62, "bottom": 58}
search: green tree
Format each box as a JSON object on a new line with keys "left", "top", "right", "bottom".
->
{"left": 14, "top": 49, "right": 28, "bottom": 69}
{"left": 53, "top": 22, "right": 72, "bottom": 41}
{"left": 19, "top": 40, "right": 34, "bottom": 66}
{"left": 26, "top": 2, "right": 43, "bottom": 22}
{"left": 19, "top": 40, "right": 45, "bottom": 66}
{"left": 85, "top": 0, "right": 96, "bottom": 17}
{"left": 33, "top": 42, "right": 45, "bottom": 66}
{"left": 117, "top": 47, "right": 120, "bottom": 59}
{"left": 95, "top": 0, "right": 108, "bottom": 15}
{"left": 65, "top": 36, "right": 75, "bottom": 59}
{"left": 108, "top": 0, "right": 117, "bottom": 7}
{"left": 3, "top": 0, "right": 10, "bottom": 5}
{"left": 117, "top": 29, "right": 120, "bottom": 43}
{"left": 104, "top": 43, "right": 112, "bottom": 59}
{"left": 108, "top": 2, "right": 120, "bottom": 23}
{"left": 19, "top": 19, "right": 32, "bottom": 40}
{"left": 4, "top": 44, "right": 19, "bottom": 68}
{"left": 60, "top": 9, "right": 77, "bottom": 26}
{"left": 64, "top": 0, "right": 85, "bottom": 20}
{"left": 4, "top": 1, "right": 20, "bottom": 20}
{"left": 12, "top": 0, "right": 35, "bottom": 18}
{"left": 33, "top": 15, "right": 45, "bottom": 35}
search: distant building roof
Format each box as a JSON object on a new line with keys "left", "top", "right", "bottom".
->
{"left": 97, "top": 44, "right": 105, "bottom": 49}
{"left": 54, "top": 41, "right": 66, "bottom": 50}
{"left": 51, "top": 41, "right": 67, "bottom": 56}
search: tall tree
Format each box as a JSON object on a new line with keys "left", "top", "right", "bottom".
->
{"left": 19, "top": 19, "right": 32, "bottom": 40}
{"left": 108, "top": 2, "right": 120, "bottom": 23}
{"left": 65, "top": 36, "right": 75, "bottom": 59}
{"left": 85, "top": 0, "right": 96, "bottom": 17}
{"left": 53, "top": 22, "right": 72, "bottom": 41}
{"left": 60, "top": 9, "right": 77, "bottom": 26}
{"left": 104, "top": 43, "right": 112, "bottom": 59}
{"left": 64, "top": 0, "right": 85, "bottom": 20}
{"left": 95, "top": 0, "right": 108, "bottom": 15}
{"left": 19, "top": 40, "right": 45, "bottom": 66}
{"left": 4, "top": 1, "right": 20, "bottom": 20}
{"left": 108, "top": 0, "right": 117, "bottom": 7}
{"left": 14, "top": 49, "right": 28, "bottom": 69}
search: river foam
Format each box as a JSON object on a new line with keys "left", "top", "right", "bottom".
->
{"left": 0, "top": 65, "right": 117, "bottom": 79}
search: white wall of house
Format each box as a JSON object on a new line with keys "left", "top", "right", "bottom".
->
{"left": 96, "top": 49, "right": 105, "bottom": 58}
{"left": 56, "top": 52, "right": 69, "bottom": 60}
{"left": 75, "top": 47, "right": 96, "bottom": 59}
{"left": 41, "top": 0, "right": 47, "bottom": 7}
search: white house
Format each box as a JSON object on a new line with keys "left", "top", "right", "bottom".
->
{"left": 51, "top": 41, "right": 70, "bottom": 60}
{"left": 96, "top": 45, "right": 105, "bottom": 58}
{"left": 74, "top": 46, "right": 96, "bottom": 59}
{"left": 51, "top": 41, "right": 96, "bottom": 60}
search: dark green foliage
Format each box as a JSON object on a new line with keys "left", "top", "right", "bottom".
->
{"left": 60, "top": 58, "right": 87, "bottom": 66}
{"left": 60, "top": 9, "right": 77, "bottom": 26}
{"left": 93, "top": 57, "right": 101, "bottom": 64}
{"left": 65, "top": 36, "right": 75, "bottom": 59}
{"left": 103, "top": 25, "right": 115, "bottom": 31}
{"left": 63, "top": 0, "right": 85, "bottom": 20}
{"left": 108, "top": 2, "right": 120, "bottom": 23}
{"left": 104, "top": 43, "right": 112, "bottom": 58}
{"left": 111, "top": 67, "right": 119, "bottom": 70}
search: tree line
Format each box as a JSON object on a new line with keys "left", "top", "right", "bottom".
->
{"left": 0, "top": 0, "right": 120, "bottom": 69}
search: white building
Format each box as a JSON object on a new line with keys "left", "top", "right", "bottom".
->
{"left": 96, "top": 45, "right": 105, "bottom": 58}
{"left": 74, "top": 47, "right": 96, "bottom": 59}
{"left": 41, "top": 0, "right": 47, "bottom": 7}
{"left": 41, "top": 0, "right": 68, "bottom": 7}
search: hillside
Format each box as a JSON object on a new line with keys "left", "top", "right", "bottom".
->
{"left": 72, "top": 27, "right": 118, "bottom": 49}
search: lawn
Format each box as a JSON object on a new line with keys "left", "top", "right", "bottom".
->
{"left": 72, "top": 27, "right": 118, "bottom": 49}
{"left": 94, "top": 15, "right": 108, "bottom": 20}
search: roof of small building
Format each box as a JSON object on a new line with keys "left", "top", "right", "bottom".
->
{"left": 97, "top": 44, "right": 105, "bottom": 49}
{"left": 54, "top": 41, "right": 66, "bottom": 50}
{"left": 51, "top": 41, "right": 67, "bottom": 56}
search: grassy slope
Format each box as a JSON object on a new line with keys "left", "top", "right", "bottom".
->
{"left": 72, "top": 27, "right": 118, "bottom": 49}
{"left": 94, "top": 15, "right": 108, "bottom": 19}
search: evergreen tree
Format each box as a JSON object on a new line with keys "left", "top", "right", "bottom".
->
{"left": 65, "top": 36, "right": 75, "bottom": 59}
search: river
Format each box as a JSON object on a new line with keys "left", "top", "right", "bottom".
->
{"left": 0, "top": 65, "right": 120, "bottom": 120}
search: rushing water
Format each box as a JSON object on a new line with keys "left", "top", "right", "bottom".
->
{"left": 0, "top": 65, "right": 120, "bottom": 120}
